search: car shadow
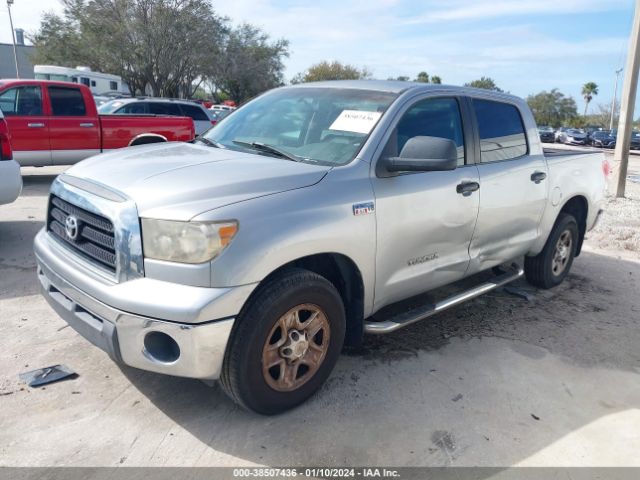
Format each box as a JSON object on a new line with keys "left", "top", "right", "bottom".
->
{"left": 120, "top": 250, "right": 640, "bottom": 467}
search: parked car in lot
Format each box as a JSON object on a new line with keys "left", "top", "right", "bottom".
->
{"left": 0, "top": 80, "right": 195, "bottom": 167}
{"left": 210, "top": 109, "right": 231, "bottom": 125}
{"left": 587, "top": 130, "right": 616, "bottom": 148}
{"left": 98, "top": 98, "right": 217, "bottom": 135}
{"left": 538, "top": 126, "right": 555, "bottom": 143}
{"left": 35, "top": 81, "right": 607, "bottom": 414}
{"left": 557, "top": 128, "right": 587, "bottom": 145}
{"left": 0, "top": 108, "right": 22, "bottom": 205}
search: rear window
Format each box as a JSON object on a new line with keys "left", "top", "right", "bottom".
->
{"left": 179, "top": 104, "right": 209, "bottom": 121}
{"left": 48, "top": 87, "right": 86, "bottom": 116}
{"left": 472, "top": 99, "right": 528, "bottom": 163}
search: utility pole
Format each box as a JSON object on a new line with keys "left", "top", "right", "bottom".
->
{"left": 6, "top": 0, "right": 19, "bottom": 78}
{"left": 610, "top": 68, "right": 623, "bottom": 131}
{"left": 613, "top": 0, "right": 640, "bottom": 198}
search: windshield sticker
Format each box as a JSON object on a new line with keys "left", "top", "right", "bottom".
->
{"left": 329, "top": 110, "right": 382, "bottom": 134}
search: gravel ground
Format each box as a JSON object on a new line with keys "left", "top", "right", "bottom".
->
{"left": 588, "top": 179, "right": 640, "bottom": 256}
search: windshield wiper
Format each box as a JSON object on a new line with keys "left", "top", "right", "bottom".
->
{"left": 232, "top": 140, "right": 300, "bottom": 162}
{"left": 194, "top": 136, "right": 224, "bottom": 149}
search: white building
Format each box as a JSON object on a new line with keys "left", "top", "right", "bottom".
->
{"left": 33, "top": 65, "right": 129, "bottom": 94}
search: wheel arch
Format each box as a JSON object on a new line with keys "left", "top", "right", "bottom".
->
{"left": 558, "top": 195, "right": 588, "bottom": 256}
{"left": 252, "top": 253, "right": 365, "bottom": 347}
{"left": 128, "top": 133, "right": 167, "bottom": 147}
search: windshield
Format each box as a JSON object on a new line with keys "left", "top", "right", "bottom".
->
{"left": 202, "top": 87, "right": 398, "bottom": 166}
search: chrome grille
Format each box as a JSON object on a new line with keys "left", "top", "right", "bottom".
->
{"left": 47, "top": 194, "right": 117, "bottom": 272}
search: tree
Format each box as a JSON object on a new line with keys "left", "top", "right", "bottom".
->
{"left": 464, "top": 77, "right": 503, "bottom": 92}
{"left": 213, "top": 24, "right": 289, "bottom": 103}
{"left": 415, "top": 71, "right": 429, "bottom": 83}
{"left": 431, "top": 75, "right": 442, "bottom": 84}
{"left": 526, "top": 89, "right": 578, "bottom": 128}
{"left": 292, "top": 61, "right": 370, "bottom": 83}
{"left": 30, "top": 0, "right": 288, "bottom": 101}
{"left": 581, "top": 82, "right": 599, "bottom": 117}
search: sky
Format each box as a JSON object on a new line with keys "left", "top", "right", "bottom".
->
{"left": 0, "top": 0, "right": 637, "bottom": 113}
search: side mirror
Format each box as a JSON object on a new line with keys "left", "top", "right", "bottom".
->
{"left": 382, "top": 136, "right": 458, "bottom": 173}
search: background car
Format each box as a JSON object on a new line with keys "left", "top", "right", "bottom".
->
{"left": 587, "top": 130, "right": 616, "bottom": 148}
{"left": 99, "top": 98, "right": 217, "bottom": 135}
{"left": 557, "top": 128, "right": 587, "bottom": 145}
{"left": 210, "top": 109, "right": 232, "bottom": 125}
{"left": 538, "top": 126, "right": 555, "bottom": 143}
{"left": 0, "top": 108, "right": 22, "bottom": 206}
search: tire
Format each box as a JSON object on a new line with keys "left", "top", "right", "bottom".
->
{"left": 220, "top": 268, "right": 346, "bottom": 415}
{"left": 524, "top": 213, "right": 579, "bottom": 289}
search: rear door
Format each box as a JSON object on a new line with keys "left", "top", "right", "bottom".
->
{"left": 0, "top": 84, "right": 51, "bottom": 166}
{"left": 46, "top": 85, "right": 100, "bottom": 165}
{"left": 467, "top": 98, "right": 548, "bottom": 274}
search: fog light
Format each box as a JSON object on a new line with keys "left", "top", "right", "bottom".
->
{"left": 143, "top": 331, "right": 180, "bottom": 363}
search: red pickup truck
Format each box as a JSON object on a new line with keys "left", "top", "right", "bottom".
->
{"left": 0, "top": 80, "right": 195, "bottom": 166}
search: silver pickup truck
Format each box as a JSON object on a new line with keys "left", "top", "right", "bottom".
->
{"left": 34, "top": 81, "right": 607, "bottom": 414}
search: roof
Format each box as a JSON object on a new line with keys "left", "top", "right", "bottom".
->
{"left": 285, "top": 79, "right": 525, "bottom": 103}
{"left": 110, "top": 97, "right": 202, "bottom": 105}
{"left": 0, "top": 79, "right": 92, "bottom": 89}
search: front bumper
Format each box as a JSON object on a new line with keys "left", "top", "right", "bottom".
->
{"left": 35, "top": 229, "right": 257, "bottom": 379}
{"left": 0, "top": 159, "right": 22, "bottom": 205}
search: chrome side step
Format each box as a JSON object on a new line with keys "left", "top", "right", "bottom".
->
{"left": 364, "top": 264, "right": 524, "bottom": 335}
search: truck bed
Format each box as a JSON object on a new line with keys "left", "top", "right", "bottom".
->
{"left": 544, "top": 147, "right": 602, "bottom": 158}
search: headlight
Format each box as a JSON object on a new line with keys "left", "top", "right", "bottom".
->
{"left": 141, "top": 219, "right": 238, "bottom": 264}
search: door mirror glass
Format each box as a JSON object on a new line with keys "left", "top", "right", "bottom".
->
{"left": 383, "top": 136, "right": 458, "bottom": 172}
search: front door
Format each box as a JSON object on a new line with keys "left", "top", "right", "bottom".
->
{"left": 467, "top": 98, "right": 548, "bottom": 274}
{"left": 371, "top": 96, "right": 480, "bottom": 312}
{"left": 0, "top": 85, "right": 51, "bottom": 166}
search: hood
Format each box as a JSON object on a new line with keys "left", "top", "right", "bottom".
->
{"left": 64, "top": 142, "right": 331, "bottom": 220}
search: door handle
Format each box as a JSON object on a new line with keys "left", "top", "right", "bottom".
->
{"left": 79, "top": 123, "right": 95, "bottom": 128}
{"left": 28, "top": 123, "right": 45, "bottom": 128}
{"left": 531, "top": 171, "right": 547, "bottom": 183}
{"left": 456, "top": 181, "right": 480, "bottom": 195}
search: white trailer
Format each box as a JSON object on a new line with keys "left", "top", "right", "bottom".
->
{"left": 33, "top": 65, "right": 128, "bottom": 94}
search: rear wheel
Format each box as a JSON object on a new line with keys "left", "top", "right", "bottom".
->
{"left": 525, "top": 213, "right": 579, "bottom": 289}
{"left": 220, "top": 268, "right": 345, "bottom": 415}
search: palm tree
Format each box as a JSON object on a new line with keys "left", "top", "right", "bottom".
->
{"left": 582, "top": 82, "right": 599, "bottom": 117}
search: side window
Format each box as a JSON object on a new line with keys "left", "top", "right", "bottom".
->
{"left": 118, "top": 103, "right": 148, "bottom": 114}
{"left": 48, "top": 87, "right": 87, "bottom": 116}
{"left": 80, "top": 77, "right": 90, "bottom": 87}
{"left": 109, "top": 81, "right": 118, "bottom": 91}
{"left": 0, "top": 86, "right": 43, "bottom": 116}
{"left": 149, "top": 102, "right": 182, "bottom": 116}
{"left": 385, "top": 97, "right": 465, "bottom": 166}
{"left": 179, "top": 104, "right": 209, "bottom": 121}
{"left": 472, "top": 99, "right": 528, "bottom": 162}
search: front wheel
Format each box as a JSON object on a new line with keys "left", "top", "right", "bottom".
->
{"left": 524, "top": 213, "right": 579, "bottom": 289}
{"left": 220, "top": 268, "right": 345, "bottom": 415}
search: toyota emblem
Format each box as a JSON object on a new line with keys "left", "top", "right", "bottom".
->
{"left": 65, "top": 215, "right": 79, "bottom": 240}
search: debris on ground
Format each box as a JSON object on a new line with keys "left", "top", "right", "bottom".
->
{"left": 19, "top": 365, "right": 78, "bottom": 387}
{"left": 503, "top": 285, "right": 536, "bottom": 302}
